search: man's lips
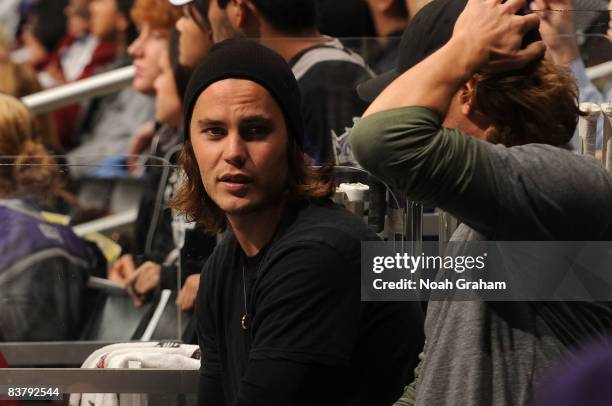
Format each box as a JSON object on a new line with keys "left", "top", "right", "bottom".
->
{"left": 218, "top": 174, "right": 254, "bottom": 194}
{"left": 218, "top": 173, "right": 254, "bottom": 184}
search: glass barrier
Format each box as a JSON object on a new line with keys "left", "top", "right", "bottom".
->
{"left": 0, "top": 155, "right": 426, "bottom": 355}
{"left": 3, "top": 23, "right": 612, "bottom": 394}
{"left": 0, "top": 155, "right": 194, "bottom": 351}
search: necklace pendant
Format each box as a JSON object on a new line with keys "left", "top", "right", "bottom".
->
{"left": 241, "top": 314, "right": 249, "bottom": 330}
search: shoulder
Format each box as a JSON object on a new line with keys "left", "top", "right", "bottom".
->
{"left": 499, "top": 143, "right": 612, "bottom": 193}
{"left": 203, "top": 233, "right": 236, "bottom": 271}
{"left": 493, "top": 143, "right": 612, "bottom": 237}
{"left": 298, "top": 61, "right": 372, "bottom": 93}
{"left": 0, "top": 199, "right": 92, "bottom": 268}
{"left": 272, "top": 199, "right": 378, "bottom": 263}
{"left": 293, "top": 41, "right": 372, "bottom": 88}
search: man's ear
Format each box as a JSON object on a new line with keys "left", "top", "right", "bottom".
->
{"left": 229, "top": 0, "right": 254, "bottom": 29}
{"left": 459, "top": 79, "right": 476, "bottom": 116}
{"left": 378, "top": 0, "right": 396, "bottom": 13}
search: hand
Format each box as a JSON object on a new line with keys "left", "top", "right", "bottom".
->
{"left": 452, "top": 0, "right": 546, "bottom": 73}
{"left": 176, "top": 274, "right": 200, "bottom": 311}
{"left": 108, "top": 254, "right": 135, "bottom": 283}
{"left": 126, "top": 261, "right": 162, "bottom": 307}
{"left": 127, "top": 121, "right": 156, "bottom": 174}
{"left": 44, "top": 64, "right": 65, "bottom": 83}
{"left": 532, "top": 0, "right": 579, "bottom": 65}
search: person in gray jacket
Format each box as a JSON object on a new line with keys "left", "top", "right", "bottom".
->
{"left": 350, "top": 0, "right": 612, "bottom": 404}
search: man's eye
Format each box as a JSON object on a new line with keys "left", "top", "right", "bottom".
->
{"left": 202, "top": 127, "right": 226, "bottom": 137}
{"left": 243, "top": 126, "right": 269, "bottom": 138}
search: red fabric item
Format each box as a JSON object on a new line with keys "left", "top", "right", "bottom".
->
{"left": 47, "top": 36, "right": 116, "bottom": 149}
{"left": 0, "top": 353, "right": 17, "bottom": 406}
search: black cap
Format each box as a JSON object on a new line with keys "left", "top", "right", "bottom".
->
{"left": 357, "top": 0, "right": 541, "bottom": 102}
{"left": 183, "top": 38, "right": 304, "bottom": 148}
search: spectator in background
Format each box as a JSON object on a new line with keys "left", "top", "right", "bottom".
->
{"left": 65, "top": 0, "right": 159, "bottom": 177}
{"left": 364, "top": 0, "right": 409, "bottom": 73}
{"left": 89, "top": 0, "right": 138, "bottom": 60}
{"left": 17, "top": 0, "right": 68, "bottom": 74}
{"left": 535, "top": 0, "right": 609, "bottom": 150}
{"left": 121, "top": 0, "right": 184, "bottom": 159}
{"left": 350, "top": 0, "right": 612, "bottom": 405}
{"left": 315, "top": 0, "right": 376, "bottom": 51}
{"left": 128, "top": 0, "right": 182, "bottom": 94}
{"left": 171, "top": 0, "right": 213, "bottom": 68}
{"left": 44, "top": 0, "right": 117, "bottom": 149}
{"left": 0, "top": 41, "right": 81, "bottom": 215}
{"left": 206, "top": 0, "right": 374, "bottom": 165}
{"left": 0, "top": 0, "right": 21, "bottom": 44}
{"left": 0, "top": 94, "right": 101, "bottom": 341}
{"left": 112, "top": 30, "right": 215, "bottom": 322}
{"left": 44, "top": 0, "right": 116, "bottom": 86}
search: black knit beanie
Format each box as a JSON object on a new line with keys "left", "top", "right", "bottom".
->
{"left": 183, "top": 38, "right": 303, "bottom": 149}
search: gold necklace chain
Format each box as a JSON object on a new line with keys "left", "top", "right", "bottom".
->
{"left": 241, "top": 263, "right": 249, "bottom": 330}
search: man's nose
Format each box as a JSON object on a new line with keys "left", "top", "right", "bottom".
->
{"left": 223, "top": 133, "right": 247, "bottom": 167}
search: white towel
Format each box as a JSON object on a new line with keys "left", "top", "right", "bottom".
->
{"left": 69, "top": 342, "right": 200, "bottom": 406}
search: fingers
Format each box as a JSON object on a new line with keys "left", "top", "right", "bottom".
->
{"left": 125, "top": 267, "right": 142, "bottom": 300}
{"left": 135, "top": 263, "right": 160, "bottom": 292}
{"left": 502, "top": 0, "right": 527, "bottom": 15}
{"left": 176, "top": 275, "right": 200, "bottom": 311}
{"left": 132, "top": 296, "right": 144, "bottom": 308}
{"left": 109, "top": 255, "right": 134, "bottom": 282}
{"left": 176, "top": 288, "right": 196, "bottom": 311}
{"left": 486, "top": 40, "right": 546, "bottom": 72}
{"left": 531, "top": 0, "right": 548, "bottom": 11}
{"left": 519, "top": 12, "right": 541, "bottom": 33}
{"left": 515, "top": 39, "right": 547, "bottom": 62}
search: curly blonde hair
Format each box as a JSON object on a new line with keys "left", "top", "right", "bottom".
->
{"left": 0, "top": 94, "right": 62, "bottom": 205}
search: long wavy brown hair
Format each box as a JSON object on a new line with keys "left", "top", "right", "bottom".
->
{"left": 471, "top": 60, "right": 580, "bottom": 147}
{"left": 171, "top": 132, "right": 335, "bottom": 235}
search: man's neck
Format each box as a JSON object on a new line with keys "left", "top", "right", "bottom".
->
{"left": 259, "top": 27, "right": 328, "bottom": 62}
{"left": 227, "top": 201, "right": 286, "bottom": 257}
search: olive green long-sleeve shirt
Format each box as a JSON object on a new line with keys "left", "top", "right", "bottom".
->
{"left": 350, "top": 106, "right": 612, "bottom": 240}
{"left": 350, "top": 106, "right": 612, "bottom": 406}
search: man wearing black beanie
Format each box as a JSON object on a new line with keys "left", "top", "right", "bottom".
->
{"left": 204, "top": 0, "right": 373, "bottom": 166}
{"left": 171, "top": 38, "right": 424, "bottom": 405}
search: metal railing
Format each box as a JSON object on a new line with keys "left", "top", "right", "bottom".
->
{"left": 587, "top": 60, "right": 612, "bottom": 81}
{"left": 0, "top": 341, "right": 127, "bottom": 367}
{"left": 0, "top": 368, "right": 198, "bottom": 394}
{"left": 22, "top": 66, "right": 135, "bottom": 115}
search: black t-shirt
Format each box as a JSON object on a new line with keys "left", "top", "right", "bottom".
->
{"left": 196, "top": 199, "right": 424, "bottom": 405}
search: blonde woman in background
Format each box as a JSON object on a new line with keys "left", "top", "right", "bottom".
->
{"left": 0, "top": 94, "right": 102, "bottom": 341}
